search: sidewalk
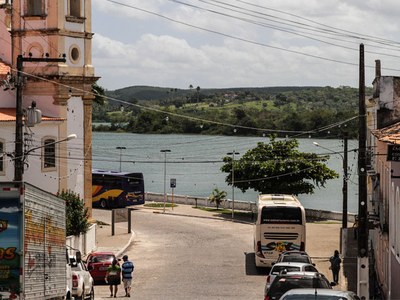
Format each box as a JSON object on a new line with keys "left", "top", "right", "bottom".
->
{"left": 92, "top": 204, "right": 355, "bottom": 292}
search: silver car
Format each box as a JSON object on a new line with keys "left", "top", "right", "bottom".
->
{"left": 279, "top": 288, "right": 360, "bottom": 300}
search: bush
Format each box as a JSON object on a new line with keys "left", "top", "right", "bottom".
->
{"left": 58, "top": 190, "right": 90, "bottom": 236}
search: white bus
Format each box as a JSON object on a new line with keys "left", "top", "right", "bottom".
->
{"left": 254, "top": 194, "right": 306, "bottom": 268}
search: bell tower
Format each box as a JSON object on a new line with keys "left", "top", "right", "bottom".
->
{"left": 10, "top": 0, "right": 98, "bottom": 216}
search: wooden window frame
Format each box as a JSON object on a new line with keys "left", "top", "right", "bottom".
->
{"left": 42, "top": 138, "right": 56, "bottom": 171}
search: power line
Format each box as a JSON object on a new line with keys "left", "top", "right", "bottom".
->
{"left": 106, "top": 0, "right": 400, "bottom": 74}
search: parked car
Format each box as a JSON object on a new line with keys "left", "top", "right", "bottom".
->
{"left": 265, "top": 262, "right": 318, "bottom": 293}
{"left": 264, "top": 271, "right": 332, "bottom": 300}
{"left": 70, "top": 255, "right": 94, "bottom": 300}
{"left": 275, "top": 250, "right": 314, "bottom": 265}
{"left": 86, "top": 251, "right": 117, "bottom": 285}
{"left": 279, "top": 288, "right": 360, "bottom": 300}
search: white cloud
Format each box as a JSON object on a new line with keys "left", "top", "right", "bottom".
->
{"left": 92, "top": 0, "right": 400, "bottom": 90}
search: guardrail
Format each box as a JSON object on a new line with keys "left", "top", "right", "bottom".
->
{"left": 145, "top": 192, "right": 356, "bottom": 223}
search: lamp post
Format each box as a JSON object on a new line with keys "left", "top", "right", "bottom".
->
{"left": 160, "top": 149, "right": 171, "bottom": 213}
{"left": 116, "top": 146, "right": 126, "bottom": 172}
{"left": 313, "top": 141, "right": 348, "bottom": 229}
{"left": 227, "top": 150, "right": 239, "bottom": 219}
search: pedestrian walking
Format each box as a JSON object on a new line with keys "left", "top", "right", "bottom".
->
{"left": 106, "top": 258, "right": 121, "bottom": 297}
{"left": 121, "top": 255, "right": 135, "bottom": 297}
{"left": 329, "top": 249, "right": 342, "bottom": 284}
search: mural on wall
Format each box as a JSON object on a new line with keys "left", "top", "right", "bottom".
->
{"left": 0, "top": 196, "right": 21, "bottom": 298}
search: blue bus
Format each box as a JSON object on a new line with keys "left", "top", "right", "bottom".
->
{"left": 92, "top": 169, "right": 145, "bottom": 208}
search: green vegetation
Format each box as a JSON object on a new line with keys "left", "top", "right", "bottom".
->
{"left": 93, "top": 85, "right": 370, "bottom": 138}
{"left": 144, "top": 202, "right": 177, "bottom": 208}
{"left": 221, "top": 136, "right": 339, "bottom": 195}
{"left": 208, "top": 188, "right": 227, "bottom": 210}
{"left": 58, "top": 190, "right": 90, "bottom": 236}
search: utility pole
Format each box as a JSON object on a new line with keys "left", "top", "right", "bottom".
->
{"left": 160, "top": 149, "right": 171, "bottom": 213}
{"left": 357, "top": 43, "right": 369, "bottom": 299}
{"left": 14, "top": 54, "right": 66, "bottom": 182}
{"left": 342, "top": 132, "right": 348, "bottom": 229}
{"left": 227, "top": 150, "right": 239, "bottom": 219}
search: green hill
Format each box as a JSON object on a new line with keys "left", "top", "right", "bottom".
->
{"left": 95, "top": 85, "right": 369, "bottom": 138}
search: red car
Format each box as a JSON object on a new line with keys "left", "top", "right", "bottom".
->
{"left": 85, "top": 252, "right": 117, "bottom": 285}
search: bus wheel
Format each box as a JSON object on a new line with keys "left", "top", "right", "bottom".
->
{"left": 100, "top": 199, "right": 107, "bottom": 209}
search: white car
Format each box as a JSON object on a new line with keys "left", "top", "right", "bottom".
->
{"left": 279, "top": 288, "right": 360, "bottom": 300}
{"left": 69, "top": 256, "right": 95, "bottom": 300}
{"left": 264, "top": 262, "right": 318, "bottom": 293}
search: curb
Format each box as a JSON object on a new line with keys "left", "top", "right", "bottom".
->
{"left": 115, "top": 231, "right": 136, "bottom": 258}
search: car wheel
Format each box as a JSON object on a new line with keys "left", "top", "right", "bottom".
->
{"left": 100, "top": 199, "right": 107, "bottom": 209}
{"left": 87, "top": 286, "right": 94, "bottom": 300}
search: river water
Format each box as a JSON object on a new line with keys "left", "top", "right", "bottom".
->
{"left": 92, "top": 132, "right": 359, "bottom": 213}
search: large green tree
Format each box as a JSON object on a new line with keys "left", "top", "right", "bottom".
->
{"left": 221, "top": 136, "right": 338, "bottom": 195}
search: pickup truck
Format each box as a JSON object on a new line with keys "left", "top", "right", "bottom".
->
{"left": 69, "top": 252, "right": 94, "bottom": 300}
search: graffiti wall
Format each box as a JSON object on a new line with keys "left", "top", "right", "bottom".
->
{"left": 0, "top": 193, "right": 21, "bottom": 300}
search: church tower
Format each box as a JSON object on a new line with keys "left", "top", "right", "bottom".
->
{"left": 10, "top": 0, "right": 97, "bottom": 215}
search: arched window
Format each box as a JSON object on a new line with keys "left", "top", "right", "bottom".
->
{"left": 69, "top": 0, "right": 81, "bottom": 17}
{"left": 43, "top": 138, "right": 56, "bottom": 169}
{"left": 27, "top": 0, "right": 44, "bottom": 16}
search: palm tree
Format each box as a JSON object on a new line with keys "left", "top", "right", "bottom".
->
{"left": 92, "top": 83, "right": 106, "bottom": 105}
{"left": 208, "top": 188, "right": 227, "bottom": 210}
{"left": 196, "top": 86, "right": 200, "bottom": 103}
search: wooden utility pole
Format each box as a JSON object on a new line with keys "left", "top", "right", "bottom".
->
{"left": 14, "top": 54, "right": 66, "bottom": 182}
{"left": 357, "top": 43, "right": 369, "bottom": 299}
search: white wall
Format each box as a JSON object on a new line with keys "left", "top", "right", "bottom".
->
{"left": 67, "top": 96, "right": 85, "bottom": 198}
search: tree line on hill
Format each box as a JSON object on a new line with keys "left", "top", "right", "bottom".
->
{"left": 93, "top": 85, "right": 371, "bottom": 138}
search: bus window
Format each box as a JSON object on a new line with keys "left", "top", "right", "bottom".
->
{"left": 261, "top": 207, "right": 303, "bottom": 225}
{"left": 92, "top": 169, "right": 145, "bottom": 208}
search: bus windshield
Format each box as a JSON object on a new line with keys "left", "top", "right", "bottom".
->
{"left": 261, "top": 206, "right": 303, "bottom": 225}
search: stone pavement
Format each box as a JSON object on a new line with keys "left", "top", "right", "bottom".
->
{"left": 92, "top": 204, "right": 356, "bottom": 293}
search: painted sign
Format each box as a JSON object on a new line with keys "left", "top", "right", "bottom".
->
{"left": 0, "top": 195, "right": 21, "bottom": 299}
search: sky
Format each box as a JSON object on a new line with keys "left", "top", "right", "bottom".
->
{"left": 92, "top": 0, "right": 400, "bottom": 91}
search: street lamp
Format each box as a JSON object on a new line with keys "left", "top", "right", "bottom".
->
{"left": 116, "top": 146, "right": 126, "bottom": 172}
{"left": 160, "top": 149, "right": 171, "bottom": 213}
{"left": 227, "top": 150, "right": 239, "bottom": 219}
{"left": 313, "top": 141, "right": 348, "bottom": 229}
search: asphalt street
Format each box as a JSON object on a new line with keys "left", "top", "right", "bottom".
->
{"left": 91, "top": 205, "right": 349, "bottom": 299}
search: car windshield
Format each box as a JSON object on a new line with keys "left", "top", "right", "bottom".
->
{"left": 269, "top": 276, "right": 331, "bottom": 298}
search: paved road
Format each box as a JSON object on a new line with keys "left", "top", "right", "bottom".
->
{"left": 92, "top": 206, "right": 347, "bottom": 299}
{"left": 93, "top": 207, "right": 267, "bottom": 299}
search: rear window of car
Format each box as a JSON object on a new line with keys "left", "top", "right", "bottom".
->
{"left": 271, "top": 266, "right": 301, "bottom": 274}
{"left": 282, "top": 296, "right": 349, "bottom": 300}
{"left": 91, "top": 255, "right": 115, "bottom": 263}
{"left": 269, "top": 276, "right": 331, "bottom": 298}
{"left": 281, "top": 256, "right": 311, "bottom": 263}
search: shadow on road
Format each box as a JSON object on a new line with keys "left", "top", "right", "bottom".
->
{"left": 245, "top": 252, "right": 269, "bottom": 276}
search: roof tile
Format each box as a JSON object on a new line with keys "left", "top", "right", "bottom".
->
{"left": 0, "top": 108, "right": 65, "bottom": 122}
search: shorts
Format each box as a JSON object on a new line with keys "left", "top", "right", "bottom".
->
{"left": 107, "top": 276, "right": 121, "bottom": 286}
{"left": 123, "top": 278, "right": 132, "bottom": 289}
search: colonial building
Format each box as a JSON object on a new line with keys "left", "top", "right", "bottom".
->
{"left": 0, "top": 0, "right": 97, "bottom": 216}
{"left": 367, "top": 60, "right": 400, "bottom": 299}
